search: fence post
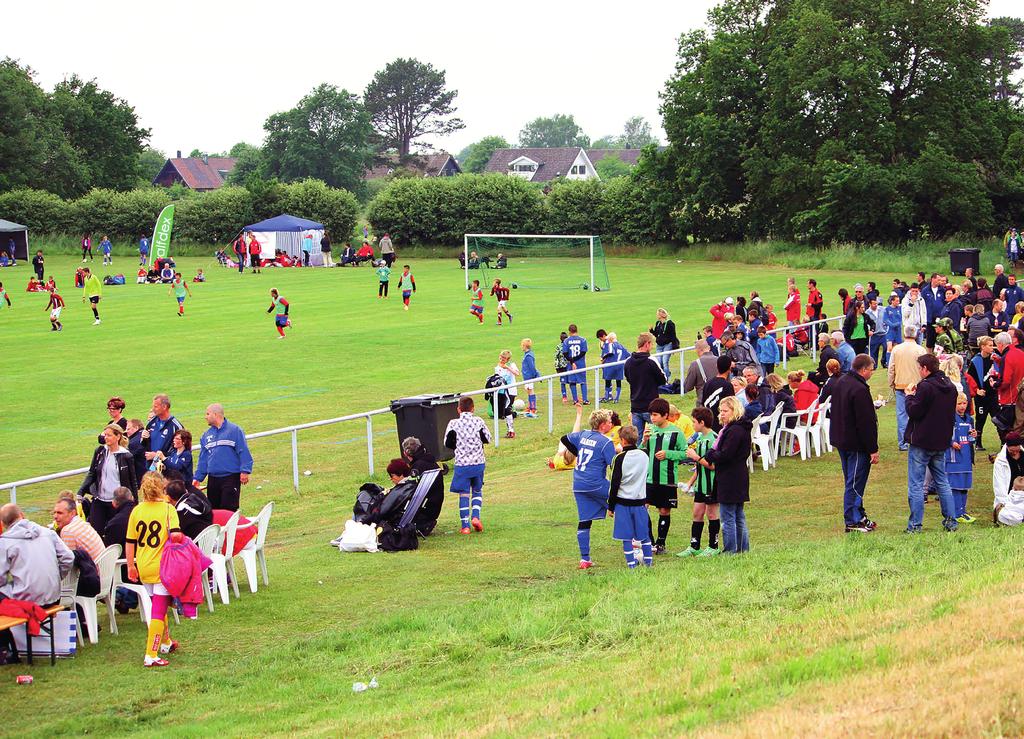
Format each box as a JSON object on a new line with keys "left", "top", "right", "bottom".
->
{"left": 291, "top": 429, "right": 300, "bottom": 494}
{"left": 547, "top": 379, "right": 554, "bottom": 434}
{"left": 8, "top": 486, "right": 15, "bottom": 505}
{"left": 493, "top": 392, "right": 500, "bottom": 447}
{"left": 782, "top": 327, "right": 788, "bottom": 370}
{"left": 594, "top": 368, "right": 601, "bottom": 410}
{"left": 812, "top": 323, "right": 818, "bottom": 363}
{"left": 366, "top": 416, "right": 374, "bottom": 475}
{"left": 679, "top": 347, "right": 685, "bottom": 383}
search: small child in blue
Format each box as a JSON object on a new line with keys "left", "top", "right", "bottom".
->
{"left": 883, "top": 293, "right": 902, "bottom": 359}
{"left": 600, "top": 331, "right": 629, "bottom": 402}
{"left": 754, "top": 326, "right": 780, "bottom": 376}
{"left": 560, "top": 405, "right": 617, "bottom": 569}
{"left": 100, "top": 235, "right": 113, "bottom": 266}
{"left": 520, "top": 338, "right": 539, "bottom": 417}
{"left": 947, "top": 392, "right": 976, "bottom": 523}
{"left": 607, "top": 425, "right": 652, "bottom": 568}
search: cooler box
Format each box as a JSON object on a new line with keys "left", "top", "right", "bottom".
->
{"left": 949, "top": 248, "right": 980, "bottom": 276}
{"left": 389, "top": 394, "right": 460, "bottom": 462}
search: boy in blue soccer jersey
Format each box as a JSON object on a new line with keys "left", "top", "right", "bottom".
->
{"left": 562, "top": 323, "right": 590, "bottom": 404}
{"left": 561, "top": 405, "right": 617, "bottom": 569}
{"left": 600, "top": 331, "right": 629, "bottom": 402}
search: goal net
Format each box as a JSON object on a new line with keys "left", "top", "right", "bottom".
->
{"left": 464, "top": 234, "right": 611, "bottom": 292}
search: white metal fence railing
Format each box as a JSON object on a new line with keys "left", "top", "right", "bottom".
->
{"left": 2, "top": 316, "right": 839, "bottom": 504}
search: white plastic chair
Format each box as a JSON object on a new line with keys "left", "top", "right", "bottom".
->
{"left": 114, "top": 559, "right": 180, "bottom": 626}
{"left": 238, "top": 502, "right": 274, "bottom": 594}
{"left": 208, "top": 511, "right": 240, "bottom": 604}
{"left": 808, "top": 399, "right": 830, "bottom": 456}
{"left": 75, "top": 544, "right": 121, "bottom": 644}
{"left": 777, "top": 400, "right": 818, "bottom": 460}
{"left": 60, "top": 566, "right": 82, "bottom": 644}
{"left": 192, "top": 524, "right": 222, "bottom": 614}
{"left": 748, "top": 414, "right": 769, "bottom": 471}
{"left": 819, "top": 400, "right": 834, "bottom": 453}
{"left": 751, "top": 402, "right": 784, "bottom": 471}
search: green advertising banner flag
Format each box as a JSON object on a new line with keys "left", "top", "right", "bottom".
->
{"left": 149, "top": 204, "right": 175, "bottom": 266}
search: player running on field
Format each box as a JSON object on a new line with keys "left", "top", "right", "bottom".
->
{"left": 398, "top": 264, "right": 416, "bottom": 311}
{"left": 45, "top": 288, "right": 64, "bottom": 331}
{"left": 469, "top": 279, "right": 484, "bottom": 323}
{"left": 0, "top": 282, "right": 11, "bottom": 310}
{"left": 168, "top": 272, "right": 192, "bottom": 317}
{"left": 267, "top": 288, "right": 291, "bottom": 338}
{"left": 490, "top": 279, "right": 513, "bottom": 325}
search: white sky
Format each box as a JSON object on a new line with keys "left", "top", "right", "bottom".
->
{"left": 5, "top": 0, "right": 1022, "bottom": 159}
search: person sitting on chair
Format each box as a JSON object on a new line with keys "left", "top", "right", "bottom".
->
{"left": 400, "top": 437, "right": 445, "bottom": 536}
{"left": 341, "top": 243, "right": 358, "bottom": 266}
{"left": 356, "top": 242, "right": 374, "bottom": 264}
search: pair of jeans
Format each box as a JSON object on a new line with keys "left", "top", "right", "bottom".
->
{"left": 838, "top": 449, "right": 870, "bottom": 525}
{"left": 894, "top": 390, "right": 908, "bottom": 450}
{"left": 656, "top": 344, "right": 672, "bottom": 381}
{"left": 907, "top": 446, "right": 956, "bottom": 529}
{"left": 869, "top": 334, "right": 888, "bottom": 367}
{"left": 719, "top": 502, "right": 749, "bottom": 553}
{"left": 631, "top": 412, "right": 651, "bottom": 440}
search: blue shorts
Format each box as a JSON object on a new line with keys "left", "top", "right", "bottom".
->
{"left": 574, "top": 490, "right": 608, "bottom": 522}
{"left": 176, "top": 296, "right": 185, "bottom": 304}
{"left": 275, "top": 315, "right": 288, "bottom": 327}
{"left": 470, "top": 305, "right": 483, "bottom": 315}
{"left": 612, "top": 505, "right": 649, "bottom": 541}
{"left": 451, "top": 463, "right": 485, "bottom": 493}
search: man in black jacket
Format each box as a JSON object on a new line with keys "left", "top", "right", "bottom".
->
{"left": 623, "top": 332, "right": 666, "bottom": 439}
{"left": 401, "top": 436, "right": 445, "bottom": 536}
{"left": 809, "top": 333, "right": 839, "bottom": 385}
{"left": 165, "top": 478, "right": 213, "bottom": 540}
{"left": 125, "top": 419, "right": 148, "bottom": 482}
{"left": 829, "top": 355, "right": 880, "bottom": 533}
{"left": 905, "top": 353, "right": 959, "bottom": 532}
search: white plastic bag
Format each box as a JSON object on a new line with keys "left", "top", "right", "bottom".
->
{"left": 336, "top": 519, "right": 379, "bottom": 553}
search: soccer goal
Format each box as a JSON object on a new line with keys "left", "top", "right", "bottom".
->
{"left": 463, "top": 234, "right": 611, "bottom": 292}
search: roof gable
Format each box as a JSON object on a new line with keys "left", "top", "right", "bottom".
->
{"left": 155, "top": 157, "right": 238, "bottom": 190}
{"left": 364, "top": 151, "right": 461, "bottom": 179}
{"left": 484, "top": 148, "right": 586, "bottom": 181}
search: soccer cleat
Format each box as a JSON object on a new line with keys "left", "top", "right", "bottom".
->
{"left": 160, "top": 639, "right": 179, "bottom": 655}
{"left": 505, "top": 431, "right": 515, "bottom": 439}
{"left": 955, "top": 514, "right": 976, "bottom": 523}
{"left": 697, "top": 547, "right": 720, "bottom": 557}
{"left": 942, "top": 517, "right": 959, "bottom": 532}
{"left": 93, "top": 319, "right": 101, "bottom": 325}
{"left": 653, "top": 544, "right": 666, "bottom": 555}
{"left": 144, "top": 657, "right": 170, "bottom": 668}
{"left": 904, "top": 526, "right": 923, "bottom": 534}
{"left": 845, "top": 522, "right": 872, "bottom": 533}
{"left": 460, "top": 527, "right": 471, "bottom": 535}
{"left": 577, "top": 560, "right": 594, "bottom": 570}
{"left": 862, "top": 519, "right": 878, "bottom": 531}
{"left": 278, "top": 335, "right": 285, "bottom": 339}
{"left": 471, "top": 518, "right": 483, "bottom": 532}
{"left": 675, "top": 547, "right": 699, "bottom": 558}
{"left": 581, "top": 400, "right": 590, "bottom": 406}
{"left": 507, "top": 314, "right": 513, "bottom": 324}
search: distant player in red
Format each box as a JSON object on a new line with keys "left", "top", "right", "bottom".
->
{"left": 267, "top": 288, "right": 290, "bottom": 338}
{"left": 469, "top": 280, "right": 484, "bottom": 323}
{"left": 490, "top": 279, "right": 513, "bottom": 326}
{"left": 46, "top": 288, "right": 65, "bottom": 331}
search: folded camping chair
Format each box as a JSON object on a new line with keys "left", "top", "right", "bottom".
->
{"left": 397, "top": 469, "right": 441, "bottom": 532}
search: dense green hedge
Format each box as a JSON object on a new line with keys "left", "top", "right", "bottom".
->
{"left": 366, "top": 174, "right": 674, "bottom": 245}
{"left": 0, "top": 179, "right": 360, "bottom": 245}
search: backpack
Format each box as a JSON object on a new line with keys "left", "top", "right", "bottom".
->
{"left": 353, "top": 483, "right": 385, "bottom": 524}
{"left": 483, "top": 374, "right": 511, "bottom": 418}
{"left": 377, "top": 522, "right": 419, "bottom": 552}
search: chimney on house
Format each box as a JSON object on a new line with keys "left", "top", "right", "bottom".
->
{"left": 202, "top": 154, "right": 208, "bottom": 165}
{"left": 176, "top": 150, "right": 182, "bottom": 158}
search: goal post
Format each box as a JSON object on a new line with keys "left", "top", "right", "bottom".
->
{"left": 463, "top": 234, "right": 610, "bottom": 292}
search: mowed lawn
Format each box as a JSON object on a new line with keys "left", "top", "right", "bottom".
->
{"left": 3, "top": 254, "right": 1024, "bottom": 737}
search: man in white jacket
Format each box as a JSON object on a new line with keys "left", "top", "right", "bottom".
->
{"left": 901, "top": 283, "right": 928, "bottom": 343}
{"left": 992, "top": 433, "right": 1024, "bottom": 525}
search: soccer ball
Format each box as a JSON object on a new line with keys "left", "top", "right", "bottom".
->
{"left": 581, "top": 282, "right": 589, "bottom": 290}
{"left": 511, "top": 283, "right": 518, "bottom": 289}
{"left": 512, "top": 399, "right": 526, "bottom": 411}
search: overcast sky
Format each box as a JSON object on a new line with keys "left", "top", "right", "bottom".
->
{"left": 6, "top": 0, "right": 1021, "bottom": 159}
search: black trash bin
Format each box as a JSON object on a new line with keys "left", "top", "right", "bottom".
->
{"left": 949, "top": 248, "right": 981, "bottom": 276}
{"left": 389, "top": 394, "right": 461, "bottom": 462}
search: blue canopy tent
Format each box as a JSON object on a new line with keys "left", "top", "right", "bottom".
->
{"left": 244, "top": 214, "right": 325, "bottom": 266}
{"left": 0, "top": 219, "right": 29, "bottom": 261}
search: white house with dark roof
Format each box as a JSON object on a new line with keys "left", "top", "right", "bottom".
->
{"left": 484, "top": 147, "right": 643, "bottom": 182}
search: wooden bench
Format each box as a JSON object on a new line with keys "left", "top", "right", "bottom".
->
{"left": 0, "top": 604, "right": 65, "bottom": 666}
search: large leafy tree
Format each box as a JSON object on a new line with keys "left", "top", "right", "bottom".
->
{"left": 262, "top": 84, "right": 375, "bottom": 193}
{"left": 592, "top": 116, "right": 660, "bottom": 149}
{"left": 459, "top": 135, "right": 510, "bottom": 173}
{"left": 518, "top": 114, "right": 590, "bottom": 148}
{"left": 364, "top": 58, "right": 465, "bottom": 158}
{"left": 659, "top": 0, "right": 1024, "bottom": 242}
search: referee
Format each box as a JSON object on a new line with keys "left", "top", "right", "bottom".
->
{"left": 193, "top": 404, "right": 253, "bottom": 512}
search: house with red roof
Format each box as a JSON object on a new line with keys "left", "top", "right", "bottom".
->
{"left": 363, "top": 151, "right": 461, "bottom": 180}
{"left": 152, "top": 153, "right": 238, "bottom": 191}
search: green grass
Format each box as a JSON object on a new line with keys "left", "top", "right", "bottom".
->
{"left": 2, "top": 254, "right": 1023, "bottom": 736}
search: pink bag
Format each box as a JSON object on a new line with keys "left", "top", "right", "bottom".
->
{"left": 159, "top": 538, "right": 212, "bottom": 617}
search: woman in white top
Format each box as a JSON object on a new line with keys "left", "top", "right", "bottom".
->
{"left": 78, "top": 424, "right": 139, "bottom": 533}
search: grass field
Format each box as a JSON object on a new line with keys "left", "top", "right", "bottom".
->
{"left": 2, "top": 253, "right": 1024, "bottom": 737}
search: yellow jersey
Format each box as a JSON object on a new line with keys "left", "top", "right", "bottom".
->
{"left": 127, "top": 501, "right": 180, "bottom": 584}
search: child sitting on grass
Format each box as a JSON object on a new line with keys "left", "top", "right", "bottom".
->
{"left": 608, "top": 425, "right": 652, "bottom": 568}
{"left": 678, "top": 407, "right": 720, "bottom": 557}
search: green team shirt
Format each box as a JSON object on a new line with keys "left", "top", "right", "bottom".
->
{"left": 172, "top": 279, "right": 187, "bottom": 298}
{"left": 0, "top": 288, "right": 7, "bottom": 308}
{"left": 691, "top": 430, "right": 717, "bottom": 494}
{"left": 641, "top": 424, "right": 688, "bottom": 486}
{"left": 376, "top": 265, "right": 391, "bottom": 282}
{"left": 399, "top": 272, "right": 415, "bottom": 290}
{"left": 471, "top": 288, "right": 484, "bottom": 307}
{"left": 274, "top": 296, "right": 287, "bottom": 315}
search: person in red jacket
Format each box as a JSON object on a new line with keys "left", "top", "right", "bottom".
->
{"left": 995, "top": 333, "right": 1024, "bottom": 434}
{"left": 807, "top": 279, "right": 824, "bottom": 320}
{"left": 784, "top": 280, "right": 802, "bottom": 325}
{"left": 709, "top": 297, "right": 734, "bottom": 339}
{"left": 247, "top": 234, "right": 262, "bottom": 274}
{"left": 232, "top": 235, "right": 247, "bottom": 274}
